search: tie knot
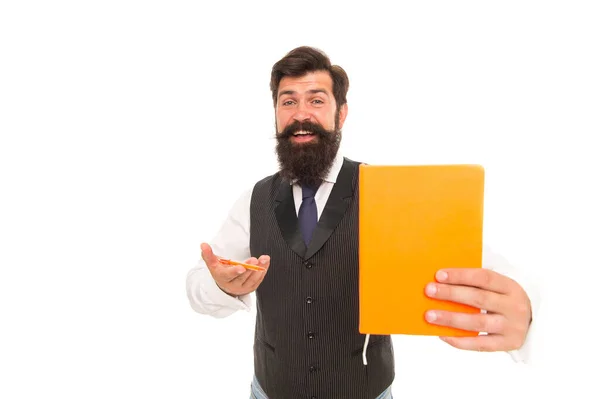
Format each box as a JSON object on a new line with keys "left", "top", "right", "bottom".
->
{"left": 301, "top": 183, "right": 319, "bottom": 199}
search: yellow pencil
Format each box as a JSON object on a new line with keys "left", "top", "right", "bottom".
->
{"left": 217, "top": 257, "right": 266, "bottom": 271}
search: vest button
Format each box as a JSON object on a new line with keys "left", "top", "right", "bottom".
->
{"left": 309, "top": 365, "right": 318, "bottom": 373}
{"left": 306, "top": 296, "right": 313, "bottom": 304}
{"left": 304, "top": 261, "right": 313, "bottom": 269}
{"left": 307, "top": 331, "right": 315, "bottom": 339}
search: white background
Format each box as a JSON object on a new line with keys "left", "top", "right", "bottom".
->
{"left": 1, "top": 1, "right": 599, "bottom": 398}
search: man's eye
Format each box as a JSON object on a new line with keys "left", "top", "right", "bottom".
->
{"left": 312, "top": 99, "right": 324, "bottom": 104}
{"left": 282, "top": 100, "right": 295, "bottom": 106}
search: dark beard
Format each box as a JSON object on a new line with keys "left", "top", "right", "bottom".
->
{"left": 275, "top": 120, "right": 341, "bottom": 188}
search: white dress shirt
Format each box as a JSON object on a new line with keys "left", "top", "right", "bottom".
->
{"left": 186, "top": 152, "right": 538, "bottom": 364}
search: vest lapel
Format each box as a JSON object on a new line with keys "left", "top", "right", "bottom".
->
{"left": 275, "top": 180, "right": 307, "bottom": 259}
{"left": 305, "top": 158, "right": 357, "bottom": 259}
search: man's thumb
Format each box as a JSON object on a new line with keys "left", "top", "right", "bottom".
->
{"left": 200, "top": 243, "right": 216, "bottom": 265}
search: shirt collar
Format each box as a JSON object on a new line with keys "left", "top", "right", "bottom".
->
{"left": 322, "top": 151, "right": 344, "bottom": 183}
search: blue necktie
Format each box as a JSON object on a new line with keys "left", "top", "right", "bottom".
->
{"left": 298, "top": 183, "right": 319, "bottom": 246}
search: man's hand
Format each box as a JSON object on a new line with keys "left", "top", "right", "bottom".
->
{"left": 200, "top": 243, "right": 270, "bottom": 297}
{"left": 424, "top": 268, "right": 532, "bottom": 352}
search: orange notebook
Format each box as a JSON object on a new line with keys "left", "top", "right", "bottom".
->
{"left": 358, "top": 164, "right": 484, "bottom": 336}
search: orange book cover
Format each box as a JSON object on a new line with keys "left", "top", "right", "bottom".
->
{"left": 358, "top": 164, "right": 484, "bottom": 336}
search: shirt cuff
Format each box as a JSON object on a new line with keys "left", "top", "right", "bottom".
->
{"left": 202, "top": 273, "right": 253, "bottom": 312}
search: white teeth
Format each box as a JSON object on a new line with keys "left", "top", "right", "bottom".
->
{"left": 293, "top": 131, "right": 312, "bottom": 136}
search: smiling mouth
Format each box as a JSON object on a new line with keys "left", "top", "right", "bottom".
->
{"left": 290, "top": 131, "right": 317, "bottom": 143}
{"left": 292, "top": 130, "right": 315, "bottom": 137}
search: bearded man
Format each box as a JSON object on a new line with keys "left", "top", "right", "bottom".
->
{"left": 186, "top": 46, "right": 535, "bottom": 399}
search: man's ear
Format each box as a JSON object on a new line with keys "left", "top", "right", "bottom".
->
{"left": 338, "top": 103, "right": 349, "bottom": 129}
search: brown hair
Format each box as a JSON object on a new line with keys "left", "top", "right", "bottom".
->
{"left": 270, "top": 46, "right": 349, "bottom": 112}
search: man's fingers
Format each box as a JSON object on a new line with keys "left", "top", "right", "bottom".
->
{"left": 215, "top": 264, "right": 247, "bottom": 282}
{"left": 438, "top": 335, "right": 506, "bottom": 352}
{"left": 219, "top": 256, "right": 266, "bottom": 285}
{"left": 435, "top": 268, "right": 514, "bottom": 295}
{"left": 256, "top": 255, "right": 270, "bottom": 268}
{"left": 425, "top": 282, "right": 507, "bottom": 313}
{"left": 241, "top": 255, "right": 270, "bottom": 288}
{"left": 234, "top": 269, "right": 254, "bottom": 285}
{"left": 425, "top": 310, "right": 507, "bottom": 334}
{"left": 229, "top": 257, "right": 260, "bottom": 284}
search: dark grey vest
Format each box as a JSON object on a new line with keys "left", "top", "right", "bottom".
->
{"left": 249, "top": 158, "right": 395, "bottom": 399}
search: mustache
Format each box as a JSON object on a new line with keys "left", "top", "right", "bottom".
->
{"left": 277, "top": 120, "right": 331, "bottom": 139}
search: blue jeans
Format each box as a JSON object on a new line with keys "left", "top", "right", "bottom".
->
{"left": 250, "top": 375, "right": 393, "bottom": 399}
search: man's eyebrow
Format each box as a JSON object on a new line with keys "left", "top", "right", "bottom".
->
{"left": 278, "top": 89, "right": 330, "bottom": 98}
{"left": 307, "top": 89, "right": 330, "bottom": 96}
{"left": 278, "top": 90, "right": 296, "bottom": 98}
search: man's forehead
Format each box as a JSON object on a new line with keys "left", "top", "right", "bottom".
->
{"left": 278, "top": 71, "right": 333, "bottom": 94}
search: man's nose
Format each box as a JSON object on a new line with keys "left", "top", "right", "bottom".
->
{"left": 292, "top": 103, "right": 311, "bottom": 122}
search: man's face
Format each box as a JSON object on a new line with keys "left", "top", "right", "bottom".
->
{"left": 274, "top": 71, "right": 348, "bottom": 186}
{"left": 275, "top": 71, "right": 346, "bottom": 142}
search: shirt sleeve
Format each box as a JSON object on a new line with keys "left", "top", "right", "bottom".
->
{"left": 482, "top": 245, "right": 540, "bottom": 364}
{"left": 186, "top": 187, "right": 254, "bottom": 318}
